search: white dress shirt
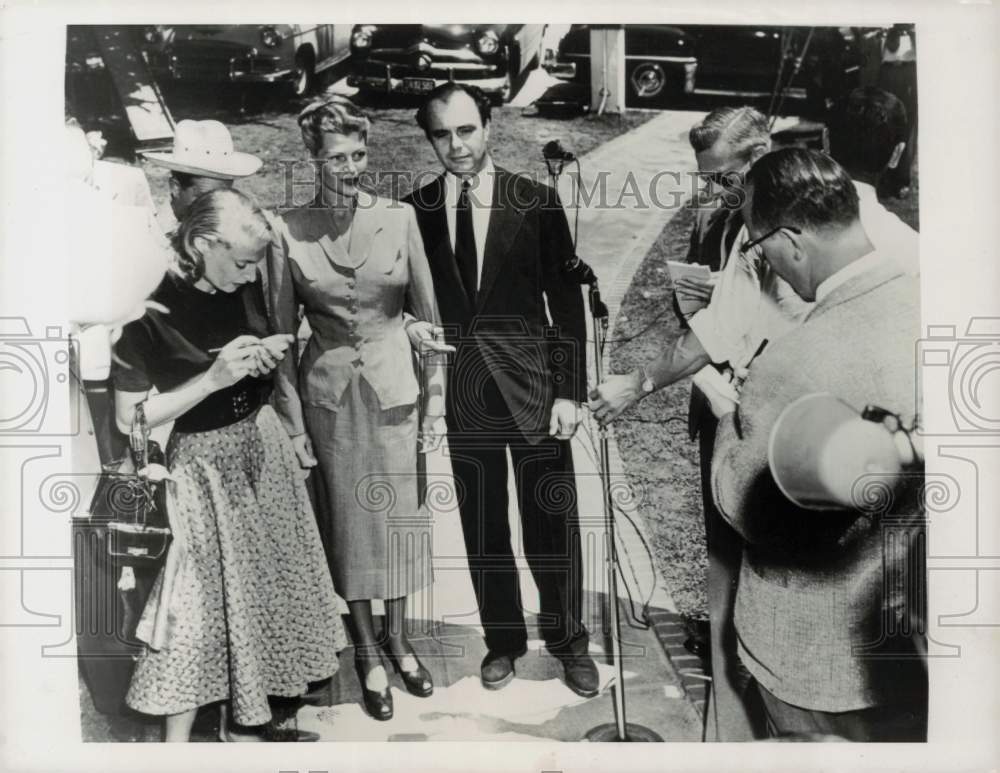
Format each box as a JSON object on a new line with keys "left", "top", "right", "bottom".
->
{"left": 854, "top": 181, "right": 919, "bottom": 275}
{"left": 688, "top": 224, "right": 814, "bottom": 369}
{"left": 444, "top": 158, "right": 495, "bottom": 291}
{"left": 814, "top": 249, "right": 890, "bottom": 304}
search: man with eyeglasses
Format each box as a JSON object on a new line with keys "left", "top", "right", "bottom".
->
{"left": 590, "top": 105, "right": 808, "bottom": 740}
{"left": 704, "top": 147, "right": 925, "bottom": 741}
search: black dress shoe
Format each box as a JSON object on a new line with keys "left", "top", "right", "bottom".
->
{"left": 558, "top": 652, "right": 600, "bottom": 698}
{"left": 480, "top": 645, "right": 527, "bottom": 691}
{"left": 354, "top": 648, "right": 393, "bottom": 721}
{"left": 384, "top": 647, "right": 434, "bottom": 698}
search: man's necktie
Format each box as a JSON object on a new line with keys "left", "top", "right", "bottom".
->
{"left": 455, "top": 179, "right": 478, "bottom": 305}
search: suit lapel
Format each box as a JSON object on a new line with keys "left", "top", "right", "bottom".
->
{"left": 477, "top": 166, "right": 524, "bottom": 309}
{"left": 418, "top": 175, "right": 473, "bottom": 314}
{"left": 312, "top": 193, "right": 382, "bottom": 270}
{"left": 346, "top": 191, "right": 382, "bottom": 269}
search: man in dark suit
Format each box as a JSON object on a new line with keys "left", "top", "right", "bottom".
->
{"left": 403, "top": 83, "right": 597, "bottom": 697}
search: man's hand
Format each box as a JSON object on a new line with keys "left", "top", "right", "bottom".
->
{"left": 701, "top": 378, "right": 739, "bottom": 419}
{"left": 674, "top": 271, "right": 719, "bottom": 306}
{"left": 291, "top": 433, "right": 318, "bottom": 473}
{"left": 404, "top": 320, "right": 456, "bottom": 355}
{"left": 419, "top": 414, "right": 448, "bottom": 453}
{"left": 549, "top": 399, "right": 582, "bottom": 441}
{"left": 588, "top": 370, "right": 644, "bottom": 427}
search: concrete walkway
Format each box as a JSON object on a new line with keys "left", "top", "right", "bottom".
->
{"left": 296, "top": 109, "right": 710, "bottom": 742}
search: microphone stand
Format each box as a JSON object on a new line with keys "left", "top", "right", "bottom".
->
{"left": 545, "top": 155, "right": 661, "bottom": 743}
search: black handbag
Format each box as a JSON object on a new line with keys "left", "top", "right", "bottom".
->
{"left": 88, "top": 402, "right": 172, "bottom": 565}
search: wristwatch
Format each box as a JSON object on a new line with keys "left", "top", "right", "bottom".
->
{"left": 638, "top": 366, "right": 656, "bottom": 395}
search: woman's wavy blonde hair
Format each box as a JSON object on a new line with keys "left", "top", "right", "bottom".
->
{"left": 297, "top": 95, "right": 370, "bottom": 156}
{"left": 170, "top": 188, "right": 271, "bottom": 282}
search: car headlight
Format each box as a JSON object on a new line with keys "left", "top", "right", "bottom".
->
{"left": 352, "top": 25, "right": 376, "bottom": 49}
{"left": 260, "top": 26, "right": 281, "bottom": 48}
{"left": 143, "top": 27, "right": 162, "bottom": 44}
{"left": 476, "top": 30, "right": 500, "bottom": 56}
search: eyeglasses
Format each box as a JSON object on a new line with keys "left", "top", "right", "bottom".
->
{"left": 739, "top": 224, "right": 802, "bottom": 255}
{"left": 701, "top": 170, "right": 744, "bottom": 189}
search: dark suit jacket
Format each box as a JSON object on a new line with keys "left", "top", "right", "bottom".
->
{"left": 403, "top": 166, "right": 586, "bottom": 441}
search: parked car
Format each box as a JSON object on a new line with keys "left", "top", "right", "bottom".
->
{"left": 347, "top": 24, "right": 545, "bottom": 103}
{"left": 142, "top": 24, "right": 352, "bottom": 96}
{"left": 541, "top": 24, "right": 881, "bottom": 115}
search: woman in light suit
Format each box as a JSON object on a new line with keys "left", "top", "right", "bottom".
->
{"left": 268, "top": 97, "right": 449, "bottom": 722}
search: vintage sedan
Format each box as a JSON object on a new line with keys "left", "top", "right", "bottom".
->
{"left": 347, "top": 24, "right": 544, "bottom": 103}
{"left": 142, "top": 25, "right": 352, "bottom": 96}
{"left": 543, "top": 25, "right": 880, "bottom": 114}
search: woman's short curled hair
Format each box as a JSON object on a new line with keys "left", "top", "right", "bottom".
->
{"left": 298, "top": 96, "right": 370, "bottom": 156}
{"left": 170, "top": 188, "right": 272, "bottom": 282}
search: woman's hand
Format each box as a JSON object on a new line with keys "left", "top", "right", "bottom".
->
{"left": 291, "top": 433, "right": 318, "bottom": 470}
{"left": 405, "top": 320, "right": 456, "bottom": 355}
{"left": 248, "top": 334, "right": 294, "bottom": 377}
{"left": 202, "top": 335, "right": 262, "bottom": 390}
{"left": 419, "top": 415, "right": 447, "bottom": 454}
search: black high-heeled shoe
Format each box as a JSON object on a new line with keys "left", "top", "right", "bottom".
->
{"left": 383, "top": 645, "right": 434, "bottom": 698}
{"left": 353, "top": 647, "right": 393, "bottom": 721}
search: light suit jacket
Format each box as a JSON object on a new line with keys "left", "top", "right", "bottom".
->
{"left": 267, "top": 192, "right": 439, "bottom": 436}
{"left": 711, "top": 256, "right": 925, "bottom": 712}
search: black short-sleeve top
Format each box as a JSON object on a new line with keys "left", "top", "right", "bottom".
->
{"left": 112, "top": 271, "right": 272, "bottom": 433}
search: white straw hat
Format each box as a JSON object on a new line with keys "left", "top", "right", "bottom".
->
{"left": 145, "top": 119, "right": 262, "bottom": 179}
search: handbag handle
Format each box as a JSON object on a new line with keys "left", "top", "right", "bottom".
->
{"left": 129, "top": 400, "right": 151, "bottom": 470}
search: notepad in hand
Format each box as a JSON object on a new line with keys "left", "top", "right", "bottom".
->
{"left": 667, "top": 261, "right": 713, "bottom": 316}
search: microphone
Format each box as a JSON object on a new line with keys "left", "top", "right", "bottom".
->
{"left": 563, "top": 255, "right": 598, "bottom": 285}
{"left": 563, "top": 255, "right": 608, "bottom": 320}
{"left": 542, "top": 139, "right": 576, "bottom": 162}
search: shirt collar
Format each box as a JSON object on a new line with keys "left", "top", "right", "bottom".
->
{"left": 853, "top": 179, "right": 878, "bottom": 209}
{"left": 446, "top": 157, "right": 495, "bottom": 202}
{"left": 814, "top": 249, "right": 888, "bottom": 304}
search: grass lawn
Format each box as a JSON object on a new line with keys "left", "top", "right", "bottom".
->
{"left": 609, "top": 167, "right": 920, "bottom": 620}
{"left": 135, "top": 90, "right": 655, "bottom": 216}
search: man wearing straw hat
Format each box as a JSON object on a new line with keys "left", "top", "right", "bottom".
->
{"left": 145, "top": 119, "right": 262, "bottom": 222}
{"left": 704, "top": 147, "right": 926, "bottom": 741}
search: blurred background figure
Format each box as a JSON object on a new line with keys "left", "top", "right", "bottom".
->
{"left": 876, "top": 24, "right": 917, "bottom": 198}
{"left": 64, "top": 122, "right": 171, "bottom": 720}
{"left": 828, "top": 86, "right": 918, "bottom": 274}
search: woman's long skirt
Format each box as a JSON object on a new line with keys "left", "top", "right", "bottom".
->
{"left": 304, "top": 371, "right": 433, "bottom": 601}
{"left": 125, "top": 405, "right": 346, "bottom": 726}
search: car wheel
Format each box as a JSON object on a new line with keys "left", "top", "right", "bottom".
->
{"left": 630, "top": 62, "right": 667, "bottom": 100}
{"left": 294, "top": 49, "right": 316, "bottom": 97}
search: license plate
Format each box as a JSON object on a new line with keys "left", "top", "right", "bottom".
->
{"left": 402, "top": 77, "right": 435, "bottom": 93}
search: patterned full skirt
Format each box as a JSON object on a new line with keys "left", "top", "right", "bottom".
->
{"left": 125, "top": 405, "right": 346, "bottom": 726}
